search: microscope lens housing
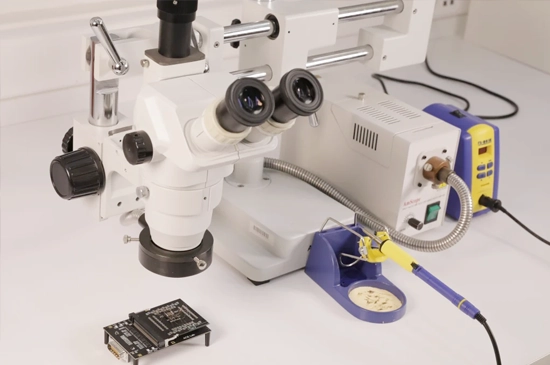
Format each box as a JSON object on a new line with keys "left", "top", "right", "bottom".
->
{"left": 156, "top": 0, "right": 198, "bottom": 59}
{"left": 216, "top": 78, "right": 275, "bottom": 133}
{"left": 272, "top": 69, "right": 323, "bottom": 123}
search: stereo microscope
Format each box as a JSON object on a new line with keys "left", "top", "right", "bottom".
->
{"left": 49, "top": 0, "right": 323, "bottom": 277}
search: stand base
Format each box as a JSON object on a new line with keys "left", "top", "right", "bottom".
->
{"left": 210, "top": 170, "right": 354, "bottom": 283}
{"left": 247, "top": 278, "right": 271, "bottom": 286}
{"left": 138, "top": 228, "right": 213, "bottom": 278}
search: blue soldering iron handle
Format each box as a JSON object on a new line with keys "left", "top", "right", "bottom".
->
{"left": 412, "top": 264, "right": 480, "bottom": 319}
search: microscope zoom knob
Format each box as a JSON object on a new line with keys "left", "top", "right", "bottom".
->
{"left": 50, "top": 147, "right": 106, "bottom": 200}
{"left": 61, "top": 127, "right": 74, "bottom": 153}
{"left": 123, "top": 131, "right": 153, "bottom": 165}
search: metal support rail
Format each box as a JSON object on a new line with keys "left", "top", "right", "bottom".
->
{"left": 230, "top": 45, "right": 373, "bottom": 80}
{"left": 223, "top": 20, "right": 275, "bottom": 43}
{"left": 338, "top": 0, "right": 404, "bottom": 22}
{"left": 223, "top": 0, "right": 404, "bottom": 43}
{"left": 306, "top": 45, "right": 373, "bottom": 70}
{"left": 230, "top": 65, "right": 273, "bottom": 81}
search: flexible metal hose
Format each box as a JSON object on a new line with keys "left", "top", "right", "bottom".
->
{"left": 264, "top": 158, "right": 473, "bottom": 252}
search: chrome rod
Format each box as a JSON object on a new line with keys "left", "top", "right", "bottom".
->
{"left": 90, "top": 17, "right": 129, "bottom": 75}
{"left": 306, "top": 45, "right": 373, "bottom": 70}
{"left": 223, "top": 20, "right": 275, "bottom": 43}
{"left": 338, "top": 0, "right": 404, "bottom": 22}
{"left": 222, "top": 1, "right": 402, "bottom": 44}
{"left": 230, "top": 65, "right": 273, "bottom": 81}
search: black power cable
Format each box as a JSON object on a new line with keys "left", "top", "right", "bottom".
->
{"left": 479, "top": 195, "right": 550, "bottom": 246}
{"left": 372, "top": 58, "right": 520, "bottom": 120}
{"left": 475, "top": 314, "right": 502, "bottom": 365}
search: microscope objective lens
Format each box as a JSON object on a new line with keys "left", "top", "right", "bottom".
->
{"left": 238, "top": 87, "right": 265, "bottom": 115}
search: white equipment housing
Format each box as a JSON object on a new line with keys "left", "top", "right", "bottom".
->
{"left": 281, "top": 73, "right": 460, "bottom": 236}
{"left": 211, "top": 0, "right": 455, "bottom": 283}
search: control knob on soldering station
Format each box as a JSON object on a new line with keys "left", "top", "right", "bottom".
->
{"left": 50, "top": 148, "right": 106, "bottom": 200}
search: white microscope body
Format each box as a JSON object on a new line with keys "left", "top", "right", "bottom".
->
{"left": 50, "top": 1, "right": 325, "bottom": 277}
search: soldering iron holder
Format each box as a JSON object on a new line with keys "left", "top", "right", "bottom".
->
{"left": 306, "top": 219, "right": 406, "bottom": 323}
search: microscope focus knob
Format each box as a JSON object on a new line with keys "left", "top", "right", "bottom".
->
{"left": 61, "top": 127, "right": 74, "bottom": 153}
{"left": 50, "top": 147, "right": 106, "bottom": 200}
{"left": 123, "top": 131, "right": 153, "bottom": 165}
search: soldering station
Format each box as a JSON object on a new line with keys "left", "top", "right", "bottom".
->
{"left": 3, "top": 0, "right": 545, "bottom": 364}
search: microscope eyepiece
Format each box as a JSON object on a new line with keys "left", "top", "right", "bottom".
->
{"left": 272, "top": 68, "right": 323, "bottom": 124}
{"left": 238, "top": 86, "right": 266, "bottom": 115}
{"left": 216, "top": 78, "right": 275, "bottom": 133}
{"left": 293, "top": 77, "right": 316, "bottom": 104}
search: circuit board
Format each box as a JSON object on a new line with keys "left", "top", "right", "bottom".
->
{"left": 104, "top": 299, "right": 210, "bottom": 364}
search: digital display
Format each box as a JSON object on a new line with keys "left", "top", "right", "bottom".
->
{"left": 479, "top": 147, "right": 488, "bottom": 155}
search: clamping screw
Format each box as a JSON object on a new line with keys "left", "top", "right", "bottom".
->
{"left": 136, "top": 186, "right": 150, "bottom": 199}
{"left": 308, "top": 113, "right": 319, "bottom": 128}
{"left": 194, "top": 257, "right": 207, "bottom": 270}
{"left": 123, "top": 235, "right": 139, "bottom": 244}
{"left": 90, "top": 17, "right": 129, "bottom": 76}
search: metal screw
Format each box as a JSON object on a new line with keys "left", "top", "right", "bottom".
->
{"left": 173, "top": 0, "right": 178, "bottom": 4}
{"left": 214, "top": 41, "right": 220, "bottom": 48}
{"left": 383, "top": 55, "right": 387, "bottom": 61}
{"left": 140, "top": 59, "right": 150, "bottom": 68}
{"left": 123, "top": 235, "right": 139, "bottom": 244}
{"left": 446, "top": 156, "right": 453, "bottom": 163}
{"left": 204, "top": 62, "right": 210, "bottom": 73}
{"left": 308, "top": 113, "right": 319, "bottom": 128}
{"left": 413, "top": 9, "right": 417, "bottom": 14}
{"left": 136, "top": 186, "right": 150, "bottom": 199}
{"left": 423, "top": 163, "right": 433, "bottom": 172}
{"left": 194, "top": 257, "right": 207, "bottom": 270}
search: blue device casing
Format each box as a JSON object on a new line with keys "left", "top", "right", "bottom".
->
{"left": 423, "top": 104, "right": 500, "bottom": 219}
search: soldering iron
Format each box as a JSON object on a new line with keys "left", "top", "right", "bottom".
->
{"left": 342, "top": 227, "right": 502, "bottom": 365}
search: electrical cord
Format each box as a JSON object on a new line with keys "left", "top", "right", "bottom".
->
{"left": 475, "top": 313, "right": 502, "bottom": 365}
{"left": 479, "top": 195, "right": 550, "bottom": 246}
{"left": 371, "top": 73, "right": 471, "bottom": 110}
{"left": 372, "top": 58, "right": 519, "bottom": 120}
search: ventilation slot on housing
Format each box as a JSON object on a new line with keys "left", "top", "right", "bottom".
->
{"left": 378, "top": 100, "right": 421, "bottom": 119}
{"left": 357, "top": 105, "right": 401, "bottom": 125}
{"left": 353, "top": 123, "right": 378, "bottom": 151}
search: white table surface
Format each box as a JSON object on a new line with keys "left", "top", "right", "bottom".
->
{"left": 2, "top": 38, "right": 550, "bottom": 365}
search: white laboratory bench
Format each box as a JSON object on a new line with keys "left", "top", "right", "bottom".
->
{"left": 1, "top": 38, "right": 549, "bottom": 365}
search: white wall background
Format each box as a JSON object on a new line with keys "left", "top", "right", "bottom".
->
{"left": 0, "top": 0, "right": 467, "bottom": 127}
{"left": 465, "top": 0, "right": 550, "bottom": 75}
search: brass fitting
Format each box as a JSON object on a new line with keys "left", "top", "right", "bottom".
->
{"left": 422, "top": 156, "right": 451, "bottom": 184}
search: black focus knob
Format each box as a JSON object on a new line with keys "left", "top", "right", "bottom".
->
{"left": 407, "top": 218, "right": 424, "bottom": 231}
{"left": 50, "top": 147, "right": 105, "bottom": 200}
{"left": 61, "top": 127, "right": 74, "bottom": 153}
{"left": 123, "top": 131, "right": 153, "bottom": 165}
